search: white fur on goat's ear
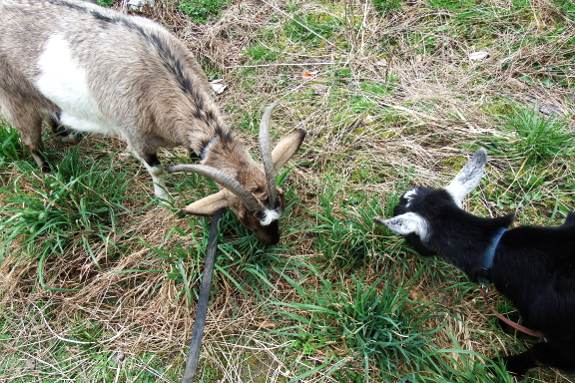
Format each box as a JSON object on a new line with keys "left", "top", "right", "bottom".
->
{"left": 271, "top": 129, "right": 306, "bottom": 171}
{"left": 444, "top": 148, "right": 487, "bottom": 208}
{"left": 181, "top": 190, "right": 230, "bottom": 216}
{"left": 373, "top": 212, "right": 429, "bottom": 240}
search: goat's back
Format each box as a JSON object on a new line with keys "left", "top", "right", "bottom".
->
{"left": 507, "top": 224, "right": 575, "bottom": 265}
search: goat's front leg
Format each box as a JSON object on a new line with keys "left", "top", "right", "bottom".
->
{"left": 132, "top": 150, "right": 169, "bottom": 200}
{"left": 19, "top": 121, "right": 50, "bottom": 172}
{"left": 497, "top": 348, "right": 536, "bottom": 375}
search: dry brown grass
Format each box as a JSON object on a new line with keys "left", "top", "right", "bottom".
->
{"left": 1, "top": 0, "right": 575, "bottom": 382}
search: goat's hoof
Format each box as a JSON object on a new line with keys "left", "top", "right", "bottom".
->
{"left": 156, "top": 194, "right": 173, "bottom": 208}
{"left": 60, "top": 133, "right": 81, "bottom": 145}
{"left": 153, "top": 187, "right": 170, "bottom": 202}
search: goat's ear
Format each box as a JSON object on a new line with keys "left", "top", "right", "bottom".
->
{"left": 271, "top": 129, "right": 306, "bottom": 170}
{"left": 181, "top": 190, "right": 230, "bottom": 216}
{"left": 373, "top": 212, "right": 429, "bottom": 239}
{"left": 444, "top": 148, "right": 487, "bottom": 207}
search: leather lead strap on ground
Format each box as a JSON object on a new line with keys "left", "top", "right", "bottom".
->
{"left": 479, "top": 287, "right": 545, "bottom": 339}
{"left": 182, "top": 209, "right": 223, "bottom": 383}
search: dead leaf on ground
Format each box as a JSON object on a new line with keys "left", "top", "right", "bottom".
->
{"left": 469, "top": 51, "right": 489, "bottom": 61}
{"left": 375, "top": 58, "right": 388, "bottom": 67}
{"left": 210, "top": 79, "right": 227, "bottom": 94}
{"left": 258, "top": 321, "right": 276, "bottom": 329}
{"left": 409, "top": 285, "right": 430, "bottom": 302}
{"left": 301, "top": 71, "right": 320, "bottom": 79}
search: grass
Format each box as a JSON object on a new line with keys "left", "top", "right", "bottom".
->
{"left": 271, "top": 268, "right": 440, "bottom": 380}
{"left": 1, "top": 0, "right": 575, "bottom": 382}
{"left": 97, "top": 0, "right": 115, "bottom": 7}
{"left": 484, "top": 105, "right": 575, "bottom": 166}
{"left": 177, "top": 0, "right": 231, "bottom": 23}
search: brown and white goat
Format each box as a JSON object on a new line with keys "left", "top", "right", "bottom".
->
{"left": 0, "top": 0, "right": 306, "bottom": 245}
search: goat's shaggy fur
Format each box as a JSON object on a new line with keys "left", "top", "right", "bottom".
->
{"left": 0, "top": 0, "right": 305, "bottom": 245}
{"left": 375, "top": 149, "right": 575, "bottom": 375}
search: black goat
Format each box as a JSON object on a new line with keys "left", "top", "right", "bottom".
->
{"left": 374, "top": 148, "right": 575, "bottom": 375}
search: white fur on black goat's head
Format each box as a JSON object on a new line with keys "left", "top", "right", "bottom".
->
{"left": 169, "top": 104, "right": 306, "bottom": 246}
{"left": 374, "top": 148, "right": 488, "bottom": 244}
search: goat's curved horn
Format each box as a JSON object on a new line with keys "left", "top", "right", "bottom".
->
{"left": 259, "top": 103, "right": 279, "bottom": 205}
{"left": 169, "top": 164, "right": 264, "bottom": 213}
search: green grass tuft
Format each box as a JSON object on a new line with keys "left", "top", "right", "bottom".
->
{"left": 271, "top": 265, "right": 441, "bottom": 379}
{"left": 0, "top": 145, "right": 137, "bottom": 268}
{"left": 177, "top": 0, "right": 230, "bottom": 23}
{"left": 484, "top": 105, "right": 575, "bottom": 167}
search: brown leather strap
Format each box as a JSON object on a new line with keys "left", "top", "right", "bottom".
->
{"left": 479, "top": 287, "right": 545, "bottom": 338}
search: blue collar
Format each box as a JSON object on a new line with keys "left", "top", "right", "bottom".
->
{"left": 477, "top": 227, "right": 507, "bottom": 286}
{"left": 200, "top": 137, "right": 218, "bottom": 161}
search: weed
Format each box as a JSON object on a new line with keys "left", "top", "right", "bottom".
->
{"left": 420, "top": 336, "right": 516, "bottom": 383}
{"left": 0, "top": 124, "right": 24, "bottom": 164}
{"left": 97, "top": 0, "right": 115, "bottom": 7}
{"left": 177, "top": 0, "right": 230, "bottom": 23}
{"left": 0, "top": 146, "right": 136, "bottom": 270}
{"left": 271, "top": 267, "right": 440, "bottom": 378}
{"left": 284, "top": 13, "right": 344, "bottom": 47}
{"left": 428, "top": 0, "right": 476, "bottom": 11}
{"left": 372, "top": 0, "right": 402, "bottom": 14}
{"left": 554, "top": 0, "right": 575, "bottom": 16}
{"left": 199, "top": 56, "right": 222, "bottom": 81}
{"left": 245, "top": 43, "right": 280, "bottom": 63}
{"left": 2, "top": 0, "right": 575, "bottom": 382}
{"left": 483, "top": 105, "right": 575, "bottom": 167}
{"left": 306, "top": 178, "right": 375, "bottom": 271}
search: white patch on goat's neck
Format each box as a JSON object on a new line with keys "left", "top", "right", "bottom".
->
{"left": 35, "top": 35, "right": 118, "bottom": 135}
{"left": 260, "top": 208, "right": 280, "bottom": 226}
{"left": 403, "top": 189, "right": 418, "bottom": 207}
